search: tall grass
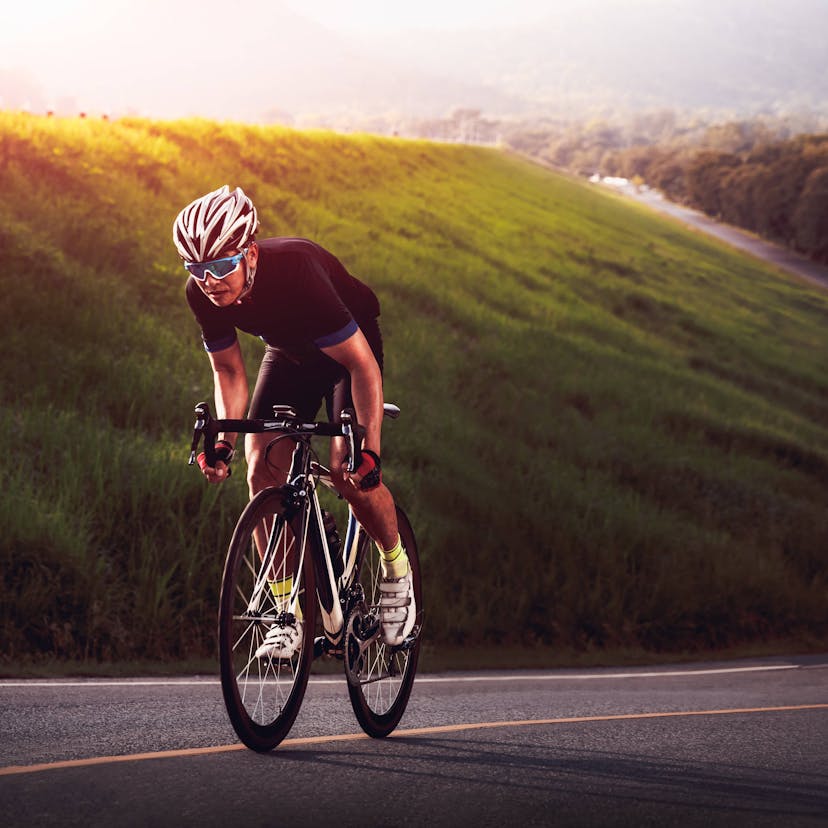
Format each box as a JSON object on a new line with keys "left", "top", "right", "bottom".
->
{"left": 1, "top": 111, "right": 827, "bottom": 665}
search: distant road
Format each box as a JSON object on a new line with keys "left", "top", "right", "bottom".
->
{"left": 607, "top": 183, "right": 828, "bottom": 291}
{"left": 514, "top": 150, "right": 828, "bottom": 291}
{"left": 2, "top": 655, "right": 827, "bottom": 826}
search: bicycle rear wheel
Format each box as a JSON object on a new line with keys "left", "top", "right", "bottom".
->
{"left": 218, "top": 486, "right": 317, "bottom": 752}
{"left": 346, "top": 506, "right": 422, "bottom": 737}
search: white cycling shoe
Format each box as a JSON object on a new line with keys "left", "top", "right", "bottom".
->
{"left": 379, "top": 569, "right": 416, "bottom": 646}
{"left": 255, "top": 619, "right": 303, "bottom": 660}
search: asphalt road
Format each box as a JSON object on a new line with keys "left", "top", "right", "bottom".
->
{"left": 1, "top": 655, "right": 827, "bottom": 827}
{"left": 612, "top": 183, "right": 828, "bottom": 291}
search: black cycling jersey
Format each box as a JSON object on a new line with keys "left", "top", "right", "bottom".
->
{"left": 185, "top": 237, "right": 380, "bottom": 359}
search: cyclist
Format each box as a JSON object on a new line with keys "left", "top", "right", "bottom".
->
{"left": 174, "top": 185, "right": 415, "bottom": 658}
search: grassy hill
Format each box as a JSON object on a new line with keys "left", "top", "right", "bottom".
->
{"left": 1, "top": 112, "right": 827, "bottom": 669}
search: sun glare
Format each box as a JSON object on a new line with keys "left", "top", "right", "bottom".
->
{"left": 281, "top": 0, "right": 551, "bottom": 33}
{"left": 2, "top": 1, "right": 85, "bottom": 46}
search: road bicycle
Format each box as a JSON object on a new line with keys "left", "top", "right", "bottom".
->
{"left": 189, "top": 401, "right": 423, "bottom": 752}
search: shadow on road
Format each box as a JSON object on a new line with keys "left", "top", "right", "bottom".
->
{"left": 277, "top": 731, "right": 828, "bottom": 826}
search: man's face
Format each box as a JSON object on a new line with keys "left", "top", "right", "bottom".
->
{"left": 195, "top": 244, "right": 258, "bottom": 306}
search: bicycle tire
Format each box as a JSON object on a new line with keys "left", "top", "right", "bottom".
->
{"left": 218, "top": 486, "right": 317, "bottom": 752}
{"left": 346, "top": 506, "right": 423, "bottom": 737}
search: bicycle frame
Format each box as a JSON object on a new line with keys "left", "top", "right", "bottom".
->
{"left": 286, "top": 439, "right": 371, "bottom": 645}
{"left": 190, "top": 400, "right": 392, "bottom": 648}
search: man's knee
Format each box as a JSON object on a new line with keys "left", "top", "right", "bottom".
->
{"left": 331, "top": 469, "right": 362, "bottom": 504}
{"left": 246, "top": 436, "right": 293, "bottom": 495}
{"left": 330, "top": 467, "right": 355, "bottom": 501}
{"left": 247, "top": 460, "right": 278, "bottom": 496}
{"left": 331, "top": 472, "right": 387, "bottom": 509}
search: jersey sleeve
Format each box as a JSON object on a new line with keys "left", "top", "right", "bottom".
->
{"left": 185, "top": 278, "right": 238, "bottom": 352}
{"left": 299, "top": 256, "right": 359, "bottom": 348}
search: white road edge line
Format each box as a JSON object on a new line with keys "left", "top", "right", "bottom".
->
{"left": 415, "top": 665, "right": 802, "bottom": 682}
{"left": 0, "top": 663, "right": 803, "bottom": 688}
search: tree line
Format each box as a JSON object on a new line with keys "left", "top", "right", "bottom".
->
{"left": 508, "top": 115, "right": 828, "bottom": 266}
{"left": 603, "top": 132, "right": 828, "bottom": 264}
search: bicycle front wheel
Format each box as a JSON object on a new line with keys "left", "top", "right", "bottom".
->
{"left": 218, "top": 486, "right": 317, "bottom": 752}
{"left": 347, "top": 506, "right": 423, "bottom": 737}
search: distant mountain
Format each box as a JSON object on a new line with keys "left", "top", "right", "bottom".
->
{"left": 3, "top": 0, "right": 826, "bottom": 121}
{"left": 364, "top": 0, "right": 828, "bottom": 118}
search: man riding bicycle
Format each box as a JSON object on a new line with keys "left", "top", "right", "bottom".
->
{"left": 173, "top": 185, "right": 415, "bottom": 659}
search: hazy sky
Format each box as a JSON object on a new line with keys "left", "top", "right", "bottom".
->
{"left": 2, "top": 0, "right": 111, "bottom": 40}
{"left": 0, "top": 0, "right": 556, "bottom": 115}
{"left": 2, "top": 1, "right": 824, "bottom": 121}
{"left": 279, "top": 0, "right": 552, "bottom": 32}
{"left": 2, "top": 0, "right": 552, "bottom": 47}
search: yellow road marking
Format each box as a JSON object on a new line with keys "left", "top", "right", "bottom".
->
{"left": 1, "top": 703, "right": 825, "bottom": 777}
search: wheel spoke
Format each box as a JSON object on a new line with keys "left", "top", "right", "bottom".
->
{"left": 219, "top": 488, "right": 316, "bottom": 751}
{"left": 346, "top": 507, "right": 420, "bottom": 736}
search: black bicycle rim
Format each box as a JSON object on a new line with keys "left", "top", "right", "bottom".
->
{"left": 218, "top": 486, "right": 317, "bottom": 752}
{"left": 347, "top": 506, "right": 423, "bottom": 737}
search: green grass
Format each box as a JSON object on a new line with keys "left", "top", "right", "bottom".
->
{"left": 1, "top": 111, "right": 827, "bottom": 669}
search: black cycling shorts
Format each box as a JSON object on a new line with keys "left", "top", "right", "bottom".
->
{"left": 248, "top": 317, "right": 384, "bottom": 423}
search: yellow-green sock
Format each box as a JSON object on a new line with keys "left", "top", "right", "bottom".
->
{"left": 268, "top": 575, "right": 303, "bottom": 620}
{"left": 377, "top": 535, "right": 409, "bottom": 579}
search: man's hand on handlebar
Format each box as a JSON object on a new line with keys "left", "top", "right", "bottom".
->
{"left": 342, "top": 448, "right": 382, "bottom": 492}
{"left": 196, "top": 439, "right": 234, "bottom": 484}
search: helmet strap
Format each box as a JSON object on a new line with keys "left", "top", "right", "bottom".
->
{"left": 235, "top": 256, "right": 256, "bottom": 304}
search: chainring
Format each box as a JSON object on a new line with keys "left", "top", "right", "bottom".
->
{"left": 343, "top": 604, "right": 380, "bottom": 686}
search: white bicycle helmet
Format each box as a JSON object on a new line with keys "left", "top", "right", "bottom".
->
{"left": 173, "top": 185, "right": 259, "bottom": 262}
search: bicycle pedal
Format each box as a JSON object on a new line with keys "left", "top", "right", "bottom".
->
{"left": 313, "top": 636, "right": 326, "bottom": 659}
{"left": 360, "top": 615, "right": 380, "bottom": 642}
{"left": 313, "top": 635, "right": 344, "bottom": 660}
{"left": 391, "top": 626, "right": 421, "bottom": 654}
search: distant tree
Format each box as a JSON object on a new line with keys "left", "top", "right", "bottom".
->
{"left": 648, "top": 151, "right": 688, "bottom": 201}
{"left": 745, "top": 141, "right": 784, "bottom": 166}
{"left": 685, "top": 151, "right": 741, "bottom": 217}
{"left": 703, "top": 122, "right": 754, "bottom": 154}
{"left": 750, "top": 149, "right": 812, "bottom": 245}
{"left": 719, "top": 165, "right": 760, "bottom": 231}
{"left": 509, "top": 130, "right": 556, "bottom": 156}
{"left": 793, "top": 166, "right": 828, "bottom": 262}
{"left": 507, "top": 116, "right": 828, "bottom": 263}
{"left": 798, "top": 134, "right": 828, "bottom": 170}
{"left": 630, "top": 109, "right": 677, "bottom": 143}
{"left": 615, "top": 145, "right": 656, "bottom": 180}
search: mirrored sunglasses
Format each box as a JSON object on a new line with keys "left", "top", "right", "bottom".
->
{"left": 184, "top": 250, "right": 245, "bottom": 281}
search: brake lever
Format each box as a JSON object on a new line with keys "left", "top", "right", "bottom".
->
{"left": 340, "top": 410, "right": 357, "bottom": 473}
{"left": 339, "top": 408, "right": 366, "bottom": 474}
{"left": 189, "top": 402, "right": 211, "bottom": 465}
